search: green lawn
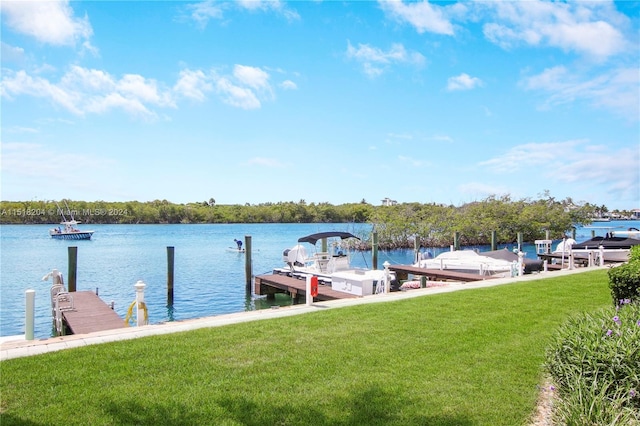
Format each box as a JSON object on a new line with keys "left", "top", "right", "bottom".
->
{"left": 1, "top": 270, "right": 612, "bottom": 425}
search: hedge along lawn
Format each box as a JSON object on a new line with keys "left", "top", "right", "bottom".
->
{"left": 1, "top": 270, "right": 611, "bottom": 426}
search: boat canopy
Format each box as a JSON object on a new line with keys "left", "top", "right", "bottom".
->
{"left": 297, "top": 231, "right": 360, "bottom": 245}
{"left": 572, "top": 236, "right": 640, "bottom": 250}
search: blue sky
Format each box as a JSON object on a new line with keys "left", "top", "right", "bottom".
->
{"left": 1, "top": 1, "right": 639, "bottom": 210}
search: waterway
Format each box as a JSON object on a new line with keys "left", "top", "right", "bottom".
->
{"left": 1, "top": 221, "right": 637, "bottom": 339}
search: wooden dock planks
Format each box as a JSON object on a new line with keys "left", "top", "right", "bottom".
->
{"left": 62, "top": 291, "right": 126, "bottom": 335}
{"left": 388, "top": 265, "right": 496, "bottom": 282}
{"left": 255, "top": 274, "right": 357, "bottom": 301}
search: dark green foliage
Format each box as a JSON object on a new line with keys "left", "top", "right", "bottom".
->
{"left": 545, "top": 302, "right": 640, "bottom": 424}
{"left": 0, "top": 195, "right": 604, "bottom": 249}
{"left": 608, "top": 246, "right": 640, "bottom": 305}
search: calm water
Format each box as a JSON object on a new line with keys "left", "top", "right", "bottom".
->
{"left": 1, "top": 221, "right": 637, "bottom": 338}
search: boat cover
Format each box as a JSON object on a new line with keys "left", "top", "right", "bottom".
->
{"left": 571, "top": 237, "right": 640, "bottom": 250}
{"left": 297, "top": 231, "right": 360, "bottom": 244}
{"left": 483, "top": 249, "right": 543, "bottom": 273}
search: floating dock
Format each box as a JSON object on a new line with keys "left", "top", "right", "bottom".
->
{"left": 254, "top": 273, "right": 357, "bottom": 302}
{"left": 388, "top": 265, "right": 497, "bottom": 282}
{"left": 60, "top": 291, "right": 126, "bottom": 335}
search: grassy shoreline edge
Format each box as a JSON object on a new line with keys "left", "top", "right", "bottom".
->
{"left": 1, "top": 269, "right": 612, "bottom": 425}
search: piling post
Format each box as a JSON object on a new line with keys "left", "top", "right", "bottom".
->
{"left": 25, "top": 289, "right": 35, "bottom": 340}
{"left": 372, "top": 232, "right": 378, "bottom": 270}
{"left": 383, "top": 261, "right": 391, "bottom": 293}
{"left": 491, "top": 231, "right": 497, "bottom": 251}
{"left": 517, "top": 232, "right": 523, "bottom": 252}
{"left": 167, "top": 246, "right": 174, "bottom": 306}
{"left": 245, "top": 235, "right": 252, "bottom": 294}
{"left": 68, "top": 246, "right": 77, "bottom": 292}
{"left": 414, "top": 238, "right": 420, "bottom": 264}
{"left": 599, "top": 245, "right": 605, "bottom": 267}
{"left": 453, "top": 232, "right": 460, "bottom": 251}
{"left": 518, "top": 251, "right": 524, "bottom": 277}
{"left": 545, "top": 230, "right": 551, "bottom": 253}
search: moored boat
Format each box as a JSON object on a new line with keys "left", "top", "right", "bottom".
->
{"left": 49, "top": 202, "right": 94, "bottom": 240}
{"left": 273, "top": 231, "right": 395, "bottom": 296}
{"left": 550, "top": 236, "right": 639, "bottom": 263}
{"left": 414, "top": 249, "right": 520, "bottom": 277}
{"left": 50, "top": 220, "right": 94, "bottom": 240}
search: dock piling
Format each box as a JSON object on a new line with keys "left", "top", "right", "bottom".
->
{"left": 25, "top": 290, "right": 35, "bottom": 340}
{"left": 68, "top": 246, "right": 77, "bottom": 292}
{"left": 167, "top": 246, "right": 175, "bottom": 305}
{"left": 372, "top": 232, "right": 378, "bottom": 270}
{"left": 245, "top": 236, "right": 252, "bottom": 294}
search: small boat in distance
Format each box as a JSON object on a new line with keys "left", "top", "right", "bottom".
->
{"left": 49, "top": 202, "right": 94, "bottom": 240}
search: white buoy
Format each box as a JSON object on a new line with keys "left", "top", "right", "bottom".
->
{"left": 25, "top": 290, "right": 35, "bottom": 340}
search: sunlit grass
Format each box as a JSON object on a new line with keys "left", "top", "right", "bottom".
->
{"left": 1, "top": 270, "right": 611, "bottom": 425}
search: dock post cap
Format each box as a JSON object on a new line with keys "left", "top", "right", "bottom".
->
{"left": 134, "top": 280, "right": 146, "bottom": 290}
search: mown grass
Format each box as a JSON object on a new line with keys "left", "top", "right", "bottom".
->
{"left": 1, "top": 270, "right": 611, "bottom": 425}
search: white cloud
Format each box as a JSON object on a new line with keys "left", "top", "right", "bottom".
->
{"left": 346, "top": 41, "right": 425, "bottom": 78}
{"left": 185, "top": 1, "right": 225, "bottom": 29}
{"left": 215, "top": 77, "right": 261, "bottom": 110}
{"left": 174, "top": 69, "right": 212, "bottom": 101}
{"left": 183, "top": 0, "right": 299, "bottom": 28}
{"left": 482, "top": 1, "right": 629, "bottom": 60}
{"left": 446, "top": 73, "right": 483, "bottom": 91}
{"left": 1, "top": 0, "right": 94, "bottom": 49}
{"left": 478, "top": 140, "right": 639, "bottom": 202}
{"left": 379, "top": 0, "right": 455, "bottom": 36}
{"left": 233, "top": 65, "right": 272, "bottom": 93}
{"left": 521, "top": 66, "right": 640, "bottom": 121}
{"left": 1, "top": 42, "right": 25, "bottom": 64}
{"left": 279, "top": 80, "right": 297, "bottom": 90}
{"left": 1, "top": 66, "right": 174, "bottom": 119}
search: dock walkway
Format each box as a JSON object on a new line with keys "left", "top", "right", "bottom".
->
{"left": 254, "top": 273, "right": 357, "bottom": 301}
{"left": 61, "top": 291, "right": 126, "bottom": 335}
{"left": 388, "top": 265, "right": 497, "bottom": 282}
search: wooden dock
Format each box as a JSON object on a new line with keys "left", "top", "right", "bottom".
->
{"left": 254, "top": 274, "right": 357, "bottom": 302}
{"left": 61, "top": 291, "right": 126, "bottom": 335}
{"left": 388, "top": 265, "right": 497, "bottom": 282}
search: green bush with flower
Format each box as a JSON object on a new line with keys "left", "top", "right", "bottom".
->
{"left": 608, "top": 246, "right": 640, "bottom": 305}
{"left": 546, "top": 247, "right": 640, "bottom": 423}
{"left": 545, "top": 299, "right": 640, "bottom": 424}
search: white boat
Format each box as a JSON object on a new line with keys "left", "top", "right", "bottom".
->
{"left": 50, "top": 220, "right": 94, "bottom": 240}
{"left": 611, "top": 227, "right": 640, "bottom": 240}
{"left": 273, "top": 231, "right": 395, "bottom": 296}
{"left": 551, "top": 236, "right": 639, "bottom": 263}
{"left": 414, "top": 250, "right": 518, "bottom": 277}
{"left": 49, "top": 202, "right": 94, "bottom": 240}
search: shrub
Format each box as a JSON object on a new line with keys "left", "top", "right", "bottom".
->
{"left": 545, "top": 301, "right": 640, "bottom": 424}
{"left": 608, "top": 246, "right": 640, "bottom": 305}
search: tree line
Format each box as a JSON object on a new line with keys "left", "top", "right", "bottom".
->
{"left": 0, "top": 195, "right": 618, "bottom": 249}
